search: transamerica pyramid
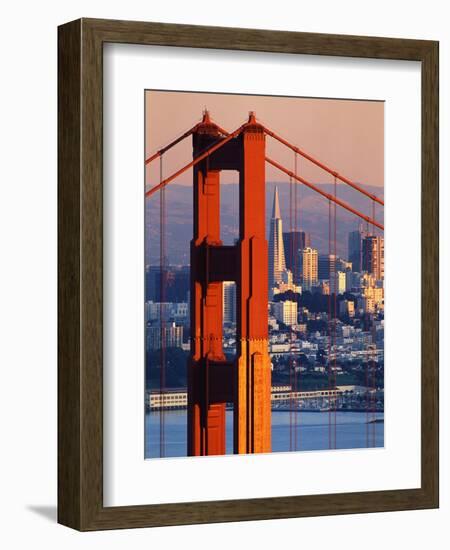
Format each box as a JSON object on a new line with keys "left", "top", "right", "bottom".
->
{"left": 268, "top": 186, "right": 286, "bottom": 291}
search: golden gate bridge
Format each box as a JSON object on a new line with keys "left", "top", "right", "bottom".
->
{"left": 145, "top": 110, "right": 384, "bottom": 458}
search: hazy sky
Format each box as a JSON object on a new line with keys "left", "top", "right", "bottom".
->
{"left": 145, "top": 90, "right": 384, "bottom": 192}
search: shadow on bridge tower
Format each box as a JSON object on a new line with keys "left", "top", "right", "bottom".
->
{"left": 188, "top": 110, "right": 272, "bottom": 456}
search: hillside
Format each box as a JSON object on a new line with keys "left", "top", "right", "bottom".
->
{"left": 145, "top": 181, "right": 384, "bottom": 265}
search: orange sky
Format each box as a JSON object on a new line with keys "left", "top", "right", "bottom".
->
{"left": 145, "top": 90, "right": 384, "bottom": 191}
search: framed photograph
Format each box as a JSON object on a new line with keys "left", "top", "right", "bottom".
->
{"left": 58, "top": 18, "right": 439, "bottom": 530}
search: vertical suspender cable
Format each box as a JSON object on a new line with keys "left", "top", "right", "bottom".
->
{"left": 289, "top": 175, "right": 293, "bottom": 452}
{"left": 333, "top": 175, "right": 337, "bottom": 449}
{"left": 204, "top": 157, "right": 210, "bottom": 455}
{"left": 328, "top": 199, "right": 332, "bottom": 449}
{"left": 371, "top": 199, "right": 376, "bottom": 447}
{"left": 366, "top": 302, "right": 370, "bottom": 448}
{"left": 159, "top": 155, "right": 166, "bottom": 458}
{"left": 205, "top": 241, "right": 210, "bottom": 455}
{"left": 293, "top": 152, "right": 299, "bottom": 451}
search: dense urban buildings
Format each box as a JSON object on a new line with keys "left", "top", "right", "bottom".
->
{"left": 145, "top": 185, "right": 384, "bottom": 418}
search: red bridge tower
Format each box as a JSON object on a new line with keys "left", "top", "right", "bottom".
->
{"left": 187, "top": 111, "right": 272, "bottom": 456}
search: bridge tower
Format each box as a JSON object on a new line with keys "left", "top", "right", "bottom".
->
{"left": 187, "top": 111, "right": 272, "bottom": 456}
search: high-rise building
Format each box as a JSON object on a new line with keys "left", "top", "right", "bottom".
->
{"left": 300, "top": 247, "right": 318, "bottom": 291}
{"left": 283, "top": 231, "right": 311, "bottom": 273}
{"left": 318, "top": 254, "right": 337, "bottom": 280}
{"left": 334, "top": 271, "right": 347, "bottom": 295}
{"left": 272, "top": 300, "right": 298, "bottom": 326}
{"left": 362, "top": 235, "right": 385, "bottom": 280}
{"left": 345, "top": 270, "right": 356, "bottom": 292}
{"left": 222, "top": 281, "right": 236, "bottom": 324}
{"left": 268, "top": 187, "right": 286, "bottom": 290}
{"left": 146, "top": 322, "right": 184, "bottom": 350}
{"left": 348, "top": 224, "right": 365, "bottom": 272}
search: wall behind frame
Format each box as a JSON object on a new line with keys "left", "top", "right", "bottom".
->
{"left": 0, "top": 0, "right": 447, "bottom": 548}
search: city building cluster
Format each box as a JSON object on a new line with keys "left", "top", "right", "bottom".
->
{"left": 144, "top": 186, "right": 384, "bottom": 398}
{"left": 267, "top": 187, "right": 384, "bottom": 390}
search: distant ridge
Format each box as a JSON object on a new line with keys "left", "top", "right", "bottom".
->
{"left": 145, "top": 182, "right": 384, "bottom": 264}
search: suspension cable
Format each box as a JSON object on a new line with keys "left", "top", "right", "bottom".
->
{"left": 146, "top": 123, "right": 247, "bottom": 198}
{"left": 159, "top": 155, "right": 166, "bottom": 458}
{"left": 328, "top": 198, "right": 332, "bottom": 450}
{"left": 265, "top": 156, "right": 383, "bottom": 231}
{"left": 262, "top": 124, "right": 383, "bottom": 206}
{"left": 371, "top": 199, "right": 376, "bottom": 447}
{"left": 145, "top": 122, "right": 201, "bottom": 165}
{"left": 289, "top": 174, "right": 294, "bottom": 453}
{"left": 333, "top": 175, "right": 337, "bottom": 449}
{"left": 293, "top": 152, "right": 299, "bottom": 451}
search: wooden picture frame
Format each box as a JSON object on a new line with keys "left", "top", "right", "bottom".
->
{"left": 58, "top": 18, "right": 439, "bottom": 531}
